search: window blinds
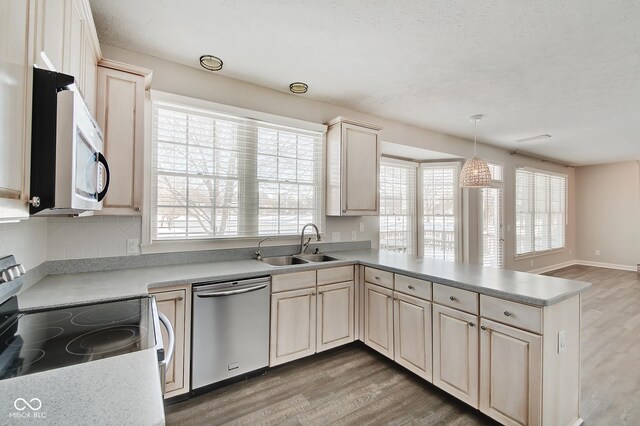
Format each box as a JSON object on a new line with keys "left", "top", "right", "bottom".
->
{"left": 152, "top": 101, "right": 323, "bottom": 240}
{"left": 515, "top": 168, "right": 567, "bottom": 255}
{"left": 379, "top": 159, "right": 417, "bottom": 254}
{"left": 481, "top": 163, "right": 504, "bottom": 268}
{"left": 421, "top": 163, "right": 459, "bottom": 261}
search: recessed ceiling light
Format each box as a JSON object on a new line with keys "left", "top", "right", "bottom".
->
{"left": 199, "top": 55, "right": 223, "bottom": 71}
{"left": 515, "top": 134, "right": 552, "bottom": 143}
{"left": 289, "top": 82, "right": 308, "bottom": 94}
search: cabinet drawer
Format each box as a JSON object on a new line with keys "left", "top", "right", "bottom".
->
{"left": 480, "top": 295, "right": 542, "bottom": 334}
{"left": 272, "top": 270, "right": 316, "bottom": 293}
{"left": 317, "top": 265, "right": 354, "bottom": 286}
{"left": 364, "top": 267, "right": 393, "bottom": 289}
{"left": 394, "top": 274, "right": 432, "bottom": 300}
{"left": 433, "top": 284, "right": 478, "bottom": 315}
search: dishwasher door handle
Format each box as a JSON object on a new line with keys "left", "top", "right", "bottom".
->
{"left": 195, "top": 283, "right": 268, "bottom": 298}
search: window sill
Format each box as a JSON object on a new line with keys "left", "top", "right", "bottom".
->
{"left": 514, "top": 248, "right": 566, "bottom": 260}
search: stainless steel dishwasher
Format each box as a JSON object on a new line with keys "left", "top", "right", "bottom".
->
{"left": 191, "top": 276, "right": 270, "bottom": 390}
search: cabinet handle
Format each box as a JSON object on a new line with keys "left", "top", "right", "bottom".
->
{"left": 504, "top": 311, "right": 511, "bottom": 317}
{"left": 468, "top": 322, "right": 475, "bottom": 327}
{"left": 374, "top": 276, "right": 380, "bottom": 280}
{"left": 177, "top": 297, "right": 184, "bottom": 301}
{"left": 480, "top": 325, "right": 487, "bottom": 331}
{"left": 408, "top": 285, "right": 415, "bottom": 290}
{"left": 311, "top": 291, "right": 316, "bottom": 296}
{"left": 449, "top": 296, "right": 457, "bottom": 301}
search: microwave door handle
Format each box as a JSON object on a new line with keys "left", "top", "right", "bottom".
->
{"left": 96, "top": 152, "right": 111, "bottom": 202}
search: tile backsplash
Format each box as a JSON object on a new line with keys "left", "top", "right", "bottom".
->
{"left": 0, "top": 218, "right": 47, "bottom": 269}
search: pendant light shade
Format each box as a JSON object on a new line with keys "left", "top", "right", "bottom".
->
{"left": 460, "top": 115, "right": 492, "bottom": 188}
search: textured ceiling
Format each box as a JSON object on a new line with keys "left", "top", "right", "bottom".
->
{"left": 90, "top": 0, "right": 640, "bottom": 165}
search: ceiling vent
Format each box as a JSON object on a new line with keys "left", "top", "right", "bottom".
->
{"left": 515, "top": 134, "right": 551, "bottom": 143}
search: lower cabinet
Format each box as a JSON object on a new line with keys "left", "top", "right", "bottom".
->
{"left": 363, "top": 282, "right": 394, "bottom": 358}
{"left": 480, "top": 318, "right": 542, "bottom": 426}
{"left": 317, "top": 281, "right": 355, "bottom": 352}
{"left": 149, "top": 285, "right": 191, "bottom": 399}
{"left": 432, "top": 303, "right": 479, "bottom": 408}
{"left": 270, "top": 287, "right": 316, "bottom": 366}
{"left": 393, "top": 292, "right": 432, "bottom": 382}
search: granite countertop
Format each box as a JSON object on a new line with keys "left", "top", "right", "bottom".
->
{"left": 3, "top": 248, "right": 590, "bottom": 425}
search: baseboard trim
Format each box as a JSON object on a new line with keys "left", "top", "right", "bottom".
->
{"left": 574, "top": 260, "right": 637, "bottom": 272}
{"left": 528, "top": 261, "right": 577, "bottom": 274}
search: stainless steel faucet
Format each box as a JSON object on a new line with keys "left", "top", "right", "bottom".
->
{"left": 299, "top": 223, "right": 321, "bottom": 254}
{"left": 254, "top": 237, "right": 271, "bottom": 261}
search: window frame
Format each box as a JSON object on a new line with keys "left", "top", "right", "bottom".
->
{"left": 142, "top": 91, "right": 326, "bottom": 249}
{"left": 479, "top": 162, "right": 505, "bottom": 268}
{"left": 514, "top": 166, "right": 568, "bottom": 259}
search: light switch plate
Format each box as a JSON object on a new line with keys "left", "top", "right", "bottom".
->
{"left": 558, "top": 330, "right": 566, "bottom": 353}
{"left": 351, "top": 231, "right": 357, "bottom": 241}
{"left": 359, "top": 222, "right": 365, "bottom": 232}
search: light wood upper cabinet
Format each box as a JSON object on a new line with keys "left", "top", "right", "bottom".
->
{"left": 363, "top": 282, "right": 394, "bottom": 358}
{"left": 64, "top": 0, "right": 83, "bottom": 88}
{"left": 480, "top": 318, "right": 542, "bottom": 426}
{"left": 32, "top": 0, "right": 65, "bottom": 71}
{"left": 270, "top": 287, "right": 317, "bottom": 366}
{"left": 96, "top": 61, "right": 151, "bottom": 215}
{"left": 0, "top": 0, "right": 31, "bottom": 221}
{"left": 326, "top": 116, "right": 382, "bottom": 216}
{"left": 317, "top": 280, "right": 355, "bottom": 352}
{"left": 432, "top": 303, "right": 479, "bottom": 408}
{"left": 150, "top": 285, "right": 192, "bottom": 399}
{"left": 393, "top": 292, "right": 432, "bottom": 382}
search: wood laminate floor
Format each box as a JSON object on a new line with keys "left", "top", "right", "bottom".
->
{"left": 166, "top": 265, "right": 640, "bottom": 425}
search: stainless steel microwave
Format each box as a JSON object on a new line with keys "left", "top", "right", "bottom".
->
{"left": 29, "top": 68, "right": 110, "bottom": 216}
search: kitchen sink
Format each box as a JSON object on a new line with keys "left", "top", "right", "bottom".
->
{"left": 260, "top": 256, "right": 310, "bottom": 266}
{"left": 295, "top": 254, "right": 340, "bottom": 262}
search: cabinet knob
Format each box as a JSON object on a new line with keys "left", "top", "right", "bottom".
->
{"left": 342, "top": 209, "right": 347, "bottom": 213}
{"left": 28, "top": 196, "right": 41, "bottom": 207}
{"left": 480, "top": 326, "right": 487, "bottom": 331}
{"left": 134, "top": 206, "right": 141, "bottom": 211}
{"left": 408, "top": 285, "right": 415, "bottom": 290}
{"left": 449, "top": 296, "right": 457, "bottom": 301}
{"left": 311, "top": 291, "right": 316, "bottom": 296}
{"left": 177, "top": 297, "right": 184, "bottom": 301}
{"left": 374, "top": 276, "right": 380, "bottom": 280}
{"left": 504, "top": 311, "right": 511, "bottom": 317}
{"left": 468, "top": 322, "right": 475, "bottom": 327}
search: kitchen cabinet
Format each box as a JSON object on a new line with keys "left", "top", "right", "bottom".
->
{"left": 363, "top": 282, "right": 394, "bottom": 359}
{"left": 393, "top": 292, "right": 432, "bottom": 381}
{"left": 317, "top": 280, "right": 355, "bottom": 352}
{"left": 432, "top": 303, "right": 479, "bottom": 408}
{"left": 325, "top": 116, "right": 382, "bottom": 216}
{"left": 270, "top": 287, "right": 317, "bottom": 366}
{"left": 96, "top": 60, "right": 151, "bottom": 215}
{"left": 480, "top": 318, "right": 542, "bottom": 426}
{"left": 65, "top": 0, "right": 83, "bottom": 88}
{"left": 150, "top": 284, "right": 192, "bottom": 399}
{"left": 0, "top": 0, "right": 31, "bottom": 221}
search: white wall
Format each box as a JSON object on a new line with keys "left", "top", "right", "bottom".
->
{"left": 576, "top": 161, "right": 640, "bottom": 268}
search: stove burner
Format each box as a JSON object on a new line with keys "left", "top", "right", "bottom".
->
{"left": 25, "top": 311, "right": 72, "bottom": 325}
{"left": 6, "top": 327, "right": 64, "bottom": 347}
{"left": 66, "top": 326, "right": 145, "bottom": 356}
{"left": 71, "top": 302, "right": 141, "bottom": 326}
{"left": 1, "top": 349, "right": 46, "bottom": 374}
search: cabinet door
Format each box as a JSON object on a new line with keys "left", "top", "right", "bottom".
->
{"left": 433, "top": 304, "right": 479, "bottom": 408}
{"left": 0, "top": 0, "right": 30, "bottom": 220}
{"left": 96, "top": 66, "right": 145, "bottom": 214}
{"left": 152, "top": 287, "right": 191, "bottom": 398}
{"left": 480, "top": 318, "right": 542, "bottom": 426}
{"left": 270, "top": 287, "right": 316, "bottom": 366}
{"left": 317, "top": 281, "right": 354, "bottom": 352}
{"left": 33, "top": 0, "right": 66, "bottom": 71}
{"left": 364, "top": 282, "right": 394, "bottom": 358}
{"left": 64, "top": 0, "right": 83, "bottom": 88}
{"left": 342, "top": 123, "right": 379, "bottom": 215}
{"left": 81, "top": 33, "right": 97, "bottom": 115}
{"left": 394, "top": 292, "right": 432, "bottom": 381}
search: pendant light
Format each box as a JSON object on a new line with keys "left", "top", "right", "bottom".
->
{"left": 460, "top": 114, "right": 492, "bottom": 188}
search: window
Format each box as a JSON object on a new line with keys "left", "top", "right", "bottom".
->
{"left": 515, "top": 168, "right": 567, "bottom": 255}
{"left": 379, "top": 159, "right": 416, "bottom": 254}
{"left": 152, "top": 97, "right": 323, "bottom": 240}
{"left": 421, "top": 163, "right": 460, "bottom": 261}
{"left": 481, "top": 163, "right": 504, "bottom": 268}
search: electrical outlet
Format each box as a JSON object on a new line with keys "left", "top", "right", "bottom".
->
{"left": 530, "top": 260, "right": 534, "bottom": 267}
{"left": 126, "top": 239, "right": 139, "bottom": 255}
{"left": 359, "top": 222, "right": 365, "bottom": 232}
{"left": 558, "top": 330, "right": 566, "bottom": 353}
{"left": 331, "top": 232, "right": 341, "bottom": 242}
{"left": 595, "top": 249, "right": 600, "bottom": 256}
{"left": 351, "top": 231, "right": 357, "bottom": 241}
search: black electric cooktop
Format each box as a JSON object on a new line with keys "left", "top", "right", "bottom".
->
{"left": 0, "top": 297, "right": 157, "bottom": 380}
